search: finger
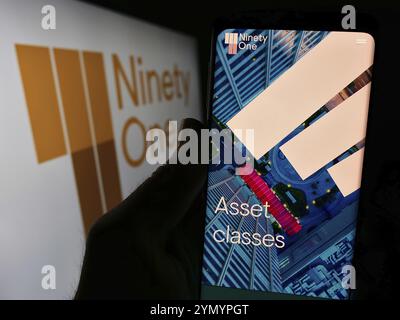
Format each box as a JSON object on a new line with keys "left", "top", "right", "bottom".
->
{"left": 115, "top": 118, "right": 208, "bottom": 235}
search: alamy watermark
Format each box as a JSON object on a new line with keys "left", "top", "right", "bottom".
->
{"left": 341, "top": 5, "right": 356, "bottom": 30}
{"left": 41, "top": 5, "right": 56, "bottom": 30}
{"left": 341, "top": 264, "right": 356, "bottom": 289}
{"left": 145, "top": 121, "right": 255, "bottom": 175}
{"left": 41, "top": 265, "right": 56, "bottom": 290}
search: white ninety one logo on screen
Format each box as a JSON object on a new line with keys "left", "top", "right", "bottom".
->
{"left": 224, "top": 32, "right": 268, "bottom": 55}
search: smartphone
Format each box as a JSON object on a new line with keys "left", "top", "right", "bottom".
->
{"left": 201, "top": 12, "right": 376, "bottom": 300}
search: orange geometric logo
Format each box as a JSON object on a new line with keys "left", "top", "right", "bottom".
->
{"left": 16, "top": 44, "right": 122, "bottom": 235}
{"left": 224, "top": 33, "right": 239, "bottom": 55}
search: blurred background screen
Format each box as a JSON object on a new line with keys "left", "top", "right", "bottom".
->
{"left": 0, "top": 0, "right": 201, "bottom": 299}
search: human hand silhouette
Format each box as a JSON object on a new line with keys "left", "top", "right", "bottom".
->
{"left": 351, "top": 161, "right": 400, "bottom": 299}
{"left": 75, "top": 118, "right": 207, "bottom": 299}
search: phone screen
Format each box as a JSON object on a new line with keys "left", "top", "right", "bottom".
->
{"left": 201, "top": 29, "right": 375, "bottom": 300}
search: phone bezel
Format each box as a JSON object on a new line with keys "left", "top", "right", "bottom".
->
{"left": 200, "top": 9, "right": 378, "bottom": 300}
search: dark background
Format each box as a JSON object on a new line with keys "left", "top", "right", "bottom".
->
{"left": 80, "top": 0, "right": 400, "bottom": 299}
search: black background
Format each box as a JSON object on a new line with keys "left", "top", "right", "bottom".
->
{"left": 80, "top": 0, "right": 400, "bottom": 299}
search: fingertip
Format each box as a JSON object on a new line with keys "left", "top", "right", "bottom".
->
{"left": 180, "top": 118, "right": 206, "bottom": 133}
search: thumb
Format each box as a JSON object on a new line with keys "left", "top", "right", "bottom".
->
{"left": 124, "top": 118, "right": 208, "bottom": 235}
